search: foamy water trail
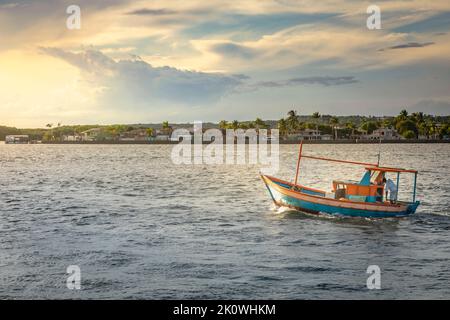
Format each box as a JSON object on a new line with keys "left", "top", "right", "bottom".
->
{"left": 270, "top": 203, "right": 291, "bottom": 214}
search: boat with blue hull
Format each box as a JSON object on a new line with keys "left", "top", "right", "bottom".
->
{"left": 262, "top": 142, "right": 420, "bottom": 218}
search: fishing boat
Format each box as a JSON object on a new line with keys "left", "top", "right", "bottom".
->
{"left": 261, "top": 142, "right": 420, "bottom": 218}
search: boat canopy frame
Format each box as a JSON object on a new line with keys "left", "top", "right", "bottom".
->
{"left": 293, "top": 141, "right": 419, "bottom": 203}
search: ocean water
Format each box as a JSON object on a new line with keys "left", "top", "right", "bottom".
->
{"left": 0, "top": 143, "right": 449, "bottom": 299}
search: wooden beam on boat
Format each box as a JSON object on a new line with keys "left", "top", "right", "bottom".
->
{"left": 300, "top": 154, "right": 379, "bottom": 167}
{"left": 365, "top": 166, "right": 418, "bottom": 174}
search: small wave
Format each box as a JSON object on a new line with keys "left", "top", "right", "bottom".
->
{"left": 270, "top": 204, "right": 291, "bottom": 214}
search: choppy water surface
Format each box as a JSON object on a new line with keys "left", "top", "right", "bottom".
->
{"left": 0, "top": 143, "right": 449, "bottom": 299}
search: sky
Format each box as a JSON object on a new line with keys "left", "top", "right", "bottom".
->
{"left": 0, "top": 0, "right": 449, "bottom": 127}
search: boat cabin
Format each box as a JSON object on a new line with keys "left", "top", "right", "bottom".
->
{"left": 332, "top": 169, "right": 385, "bottom": 203}
{"left": 331, "top": 166, "right": 418, "bottom": 203}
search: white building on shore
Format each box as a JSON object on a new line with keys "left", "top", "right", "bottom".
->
{"left": 287, "top": 129, "right": 333, "bottom": 141}
{"left": 361, "top": 128, "right": 401, "bottom": 140}
{"left": 81, "top": 128, "right": 102, "bottom": 141}
{"left": 5, "top": 135, "right": 29, "bottom": 144}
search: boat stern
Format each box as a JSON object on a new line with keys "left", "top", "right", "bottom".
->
{"left": 406, "top": 201, "right": 420, "bottom": 215}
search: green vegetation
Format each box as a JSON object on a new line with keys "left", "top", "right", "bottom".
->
{"left": 393, "top": 110, "right": 450, "bottom": 139}
{"left": 1, "top": 110, "right": 449, "bottom": 141}
{"left": 275, "top": 109, "right": 450, "bottom": 140}
{"left": 218, "top": 118, "right": 269, "bottom": 130}
{"left": 360, "top": 121, "right": 378, "bottom": 134}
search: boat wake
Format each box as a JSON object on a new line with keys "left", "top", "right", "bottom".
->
{"left": 270, "top": 203, "right": 291, "bottom": 214}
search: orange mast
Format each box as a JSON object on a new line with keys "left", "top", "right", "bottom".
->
{"left": 294, "top": 141, "right": 303, "bottom": 186}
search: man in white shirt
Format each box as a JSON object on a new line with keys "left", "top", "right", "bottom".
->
{"left": 383, "top": 178, "right": 397, "bottom": 203}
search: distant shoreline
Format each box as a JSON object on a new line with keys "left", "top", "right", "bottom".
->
{"left": 2, "top": 139, "right": 447, "bottom": 145}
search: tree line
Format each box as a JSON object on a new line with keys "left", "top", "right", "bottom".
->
{"left": 1, "top": 111, "right": 449, "bottom": 141}
{"left": 276, "top": 109, "right": 450, "bottom": 139}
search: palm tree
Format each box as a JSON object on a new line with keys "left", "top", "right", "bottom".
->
{"left": 45, "top": 123, "right": 53, "bottom": 141}
{"left": 412, "top": 112, "right": 424, "bottom": 124}
{"left": 287, "top": 110, "right": 297, "bottom": 118}
{"left": 278, "top": 118, "right": 288, "bottom": 138}
{"left": 218, "top": 120, "right": 228, "bottom": 130}
{"left": 254, "top": 117, "right": 267, "bottom": 129}
{"left": 397, "top": 109, "right": 409, "bottom": 122}
{"left": 429, "top": 121, "right": 438, "bottom": 139}
{"left": 400, "top": 109, "right": 408, "bottom": 118}
{"left": 312, "top": 112, "right": 320, "bottom": 120}
{"left": 345, "top": 122, "right": 356, "bottom": 138}
{"left": 162, "top": 121, "right": 169, "bottom": 129}
{"left": 312, "top": 111, "right": 321, "bottom": 131}
{"left": 418, "top": 122, "right": 429, "bottom": 139}
{"left": 287, "top": 110, "right": 299, "bottom": 133}
{"left": 231, "top": 120, "right": 239, "bottom": 130}
{"left": 56, "top": 123, "right": 62, "bottom": 140}
{"left": 146, "top": 128, "right": 154, "bottom": 137}
{"left": 329, "top": 116, "right": 339, "bottom": 140}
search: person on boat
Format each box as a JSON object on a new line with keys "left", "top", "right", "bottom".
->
{"left": 375, "top": 176, "right": 385, "bottom": 202}
{"left": 383, "top": 178, "right": 397, "bottom": 204}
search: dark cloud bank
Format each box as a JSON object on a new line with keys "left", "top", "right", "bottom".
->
{"left": 41, "top": 48, "right": 358, "bottom": 108}
{"left": 379, "top": 42, "right": 435, "bottom": 51}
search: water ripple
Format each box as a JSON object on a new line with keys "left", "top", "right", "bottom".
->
{"left": 0, "top": 143, "right": 449, "bottom": 299}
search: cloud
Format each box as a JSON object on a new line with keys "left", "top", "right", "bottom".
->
{"left": 2, "top": 0, "right": 450, "bottom": 71}
{"left": 0, "top": 0, "right": 137, "bottom": 51}
{"left": 41, "top": 47, "right": 244, "bottom": 108}
{"left": 40, "top": 47, "right": 116, "bottom": 74}
{"left": 126, "top": 8, "right": 176, "bottom": 16}
{"left": 379, "top": 42, "right": 435, "bottom": 51}
{"left": 40, "top": 47, "right": 361, "bottom": 113}
{"left": 211, "top": 43, "right": 259, "bottom": 59}
{"left": 181, "top": 12, "right": 337, "bottom": 40}
{"left": 393, "top": 11, "right": 450, "bottom": 33}
{"left": 0, "top": 2, "right": 21, "bottom": 9}
{"left": 254, "top": 76, "right": 359, "bottom": 88}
